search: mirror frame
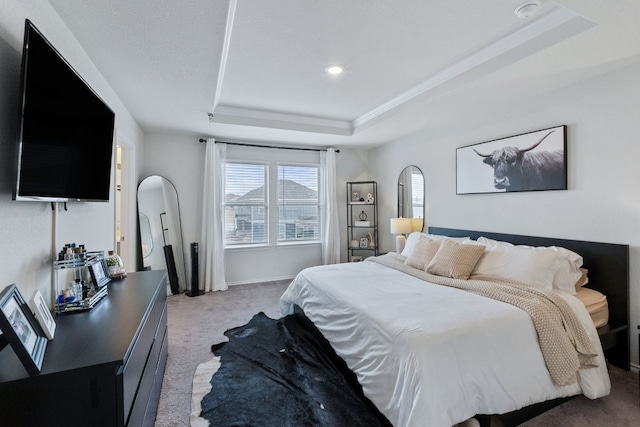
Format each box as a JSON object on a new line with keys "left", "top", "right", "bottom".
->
{"left": 137, "top": 175, "right": 187, "bottom": 294}
{"left": 397, "top": 165, "right": 425, "bottom": 231}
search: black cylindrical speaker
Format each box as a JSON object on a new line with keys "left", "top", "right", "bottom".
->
{"left": 186, "top": 242, "right": 202, "bottom": 297}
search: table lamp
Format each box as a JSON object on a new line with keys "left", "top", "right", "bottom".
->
{"left": 390, "top": 218, "right": 412, "bottom": 253}
{"left": 411, "top": 218, "right": 424, "bottom": 233}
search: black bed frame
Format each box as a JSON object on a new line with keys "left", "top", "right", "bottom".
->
{"left": 429, "top": 227, "right": 630, "bottom": 426}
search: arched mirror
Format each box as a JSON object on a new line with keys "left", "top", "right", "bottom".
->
{"left": 398, "top": 165, "right": 425, "bottom": 231}
{"left": 137, "top": 176, "right": 187, "bottom": 295}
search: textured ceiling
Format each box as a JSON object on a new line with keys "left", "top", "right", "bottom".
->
{"left": 46, "top": 0, "right": 640, "bottom": 148}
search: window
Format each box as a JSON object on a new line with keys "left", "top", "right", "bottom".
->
{"left": 277, "top": 165, "right": 320, "bottom": 242}
{"left": 411, "top": 170, "right": 424, "bottom": 218}
{"left": 224, "top": 163, "right": 268, "bottom": 246}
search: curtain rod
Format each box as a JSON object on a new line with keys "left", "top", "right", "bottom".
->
{"left": 198, "top": 139, "right": 339, "bottom": 153}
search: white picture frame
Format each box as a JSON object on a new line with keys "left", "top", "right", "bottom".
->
{"left": 28, "top": 290, "right": 56, "bottom": 340}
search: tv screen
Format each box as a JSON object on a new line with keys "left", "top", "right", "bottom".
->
{"left": 14, "top": 20, "right": 115, "bottom": 202}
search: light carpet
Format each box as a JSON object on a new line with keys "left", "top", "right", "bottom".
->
{"left": 155, "top": 280, "right": 639, "bottom": 427}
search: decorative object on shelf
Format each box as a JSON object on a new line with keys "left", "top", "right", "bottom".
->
{"left": 350, "top": 239, "right": 360, "bottom": 249}
{"left": 351, "top": 256, "right": 363, "bottom": 262}
{"left": 359, "top": 237, "right": 369, "bottom": 249}
{"left": 456, "top": 125, "right": 566, "bottom": 194}
{"left": 359, "top": 211, "right": 367, "bottom": 220}
{"left": 390, "top": 217, "right": 413, "bottom": 253}
{"left": 366, "top": 193, "right": 374, "bottom": 203}
{"left": 28, "top": 290, "right": 56, "bottom": 340}
{"left": 354, "top": 220, "right": 370, "bottom": 227}
{"left": 0, "top": 284, "right": 48, "bottom": 375}
{"left": 367, "top": 231, "right": 376, "bottom": 248}
{"left": 352, "top": 191, "right": 360, "bottom": 202}
{"left": 105, "top": 251, "right": 127, "bottom": 279}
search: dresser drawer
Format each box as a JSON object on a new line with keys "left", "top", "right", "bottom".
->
{"left": 121, "top": 284, "right": 166, "bottom": 423}
{"left": 127, "top": 302, "right": 168, "bottom": 426}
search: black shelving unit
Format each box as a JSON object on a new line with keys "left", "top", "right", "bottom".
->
{"left": 346, "top": 181, "right": 378, "bottom": 262}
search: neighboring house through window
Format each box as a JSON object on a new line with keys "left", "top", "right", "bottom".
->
{"left": 224, "top": 162, "right": 268, "bottom": 246}
{"left": 224, "top": 161, "right": 320, "bottom": 247}
{"left": 277, "top": 165, "right": 319, "bottom": 242}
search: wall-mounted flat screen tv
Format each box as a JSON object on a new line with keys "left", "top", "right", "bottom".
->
{"left": 13, "top": 20, "right": 115, "bottom": 202}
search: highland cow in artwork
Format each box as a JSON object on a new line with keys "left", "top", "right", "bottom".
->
{"left": 473, "top": 130, "right": 564, "bottom": 191}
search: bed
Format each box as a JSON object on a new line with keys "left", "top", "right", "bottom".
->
{"left": 279, "top": 227, "right": 629, "bottom": 427}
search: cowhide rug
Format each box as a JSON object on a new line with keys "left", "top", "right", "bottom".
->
{"left": 191, "top": 311, "right": 391, "bottom": 427}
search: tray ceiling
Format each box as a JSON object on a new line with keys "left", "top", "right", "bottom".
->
{"left": 46, "top": 0, "right": 640, "bottom": 147}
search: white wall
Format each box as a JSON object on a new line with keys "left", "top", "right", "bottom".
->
{"left": 0, "top": 0, "right": 144, "bottom": 306}
{"left": 368, "top": 60, "right": 640, "bottom": 368}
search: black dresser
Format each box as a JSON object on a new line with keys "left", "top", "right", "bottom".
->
{"left": 0, "top": 270, "right": 168, "bottom": 427}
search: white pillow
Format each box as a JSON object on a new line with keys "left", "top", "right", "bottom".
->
{"left": 477, "top": 237, "right": 583, "bottom": 294}
{"left": 401, "top": 232, "right": 469, "bottom": 257}
{"left": 547, "top": 245, "right": 584, "bottom": 294}
{"left": 472, "top": 241, "right": 557, "bottom": 290}
{"left": 404, "top": 235, "right": 441, "bottom": 270}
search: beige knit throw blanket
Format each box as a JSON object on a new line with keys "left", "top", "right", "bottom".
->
{"left": 368, "top": 253, "right": 598, "bottom": 386}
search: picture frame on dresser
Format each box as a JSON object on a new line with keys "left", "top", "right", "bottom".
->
{"left": 88, "top": 258, "right": 111, "bottom": 288}
{"left": 0, "top": 284, "right": 47, "bottom": 375}
{"left": 28, "top": 290, "right": 56, "bottom": 340}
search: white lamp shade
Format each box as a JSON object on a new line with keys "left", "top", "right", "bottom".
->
{"left": 411, "top": 218, "right": 424, "bottom": 232}
{"left": 390, "top": 218, "right": 412, "bottom": 234}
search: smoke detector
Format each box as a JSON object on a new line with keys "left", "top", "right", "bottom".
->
{"left": 514, "top": 1, "right": 541, "bottom": 19}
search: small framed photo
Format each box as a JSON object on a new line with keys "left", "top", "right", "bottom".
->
{"left": 88, "top": 258, "right": 111, "bottom": 288}
{"left": 359, "top": 237, "right": 369, "bottom": 248}
{"left": 0, "top": 284, "right": 48, "bottom": 375}
{"left": 351, "top": 256, "right": 363, "bottom": 262}
{"left": 28, "top": 290, "right": 55, "bottom": 340}
{"left": 351, "top": 191, "right": 360, "bottom": 202}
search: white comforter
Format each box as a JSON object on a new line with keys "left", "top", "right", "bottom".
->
{"left": 279, "top": 259, "right": 610, "bottom": 427}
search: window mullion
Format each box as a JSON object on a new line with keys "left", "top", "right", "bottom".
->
{"left": 268, "top": 162, "right": 278, "bottom": 246}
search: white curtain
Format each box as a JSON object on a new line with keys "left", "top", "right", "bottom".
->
{"left": 320, "top": 148, "right": 340, "bottom": 264}
{"left": 200, "top": 140, "right": 228, "bottom": 292}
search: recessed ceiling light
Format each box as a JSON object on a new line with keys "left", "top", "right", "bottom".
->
{"left": 325, "top": 64, "right": 344, "bottom": 75}
{"left": 514, "top": 1, "right": 541, "bottom": 19}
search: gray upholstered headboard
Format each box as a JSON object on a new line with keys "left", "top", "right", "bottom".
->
{"left": 428, "top": 226, "right": 630, "bottom": 370}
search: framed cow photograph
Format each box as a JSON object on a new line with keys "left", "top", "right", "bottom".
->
{"left": 456, "top": 125, "right": 567, "bottom": 194}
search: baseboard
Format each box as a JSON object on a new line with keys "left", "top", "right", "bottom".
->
{"left": 630, "top": 362, "right": 639, "bottom": 373}
{"left": 227, "top": 276, "right": 295, "bottom": 287}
